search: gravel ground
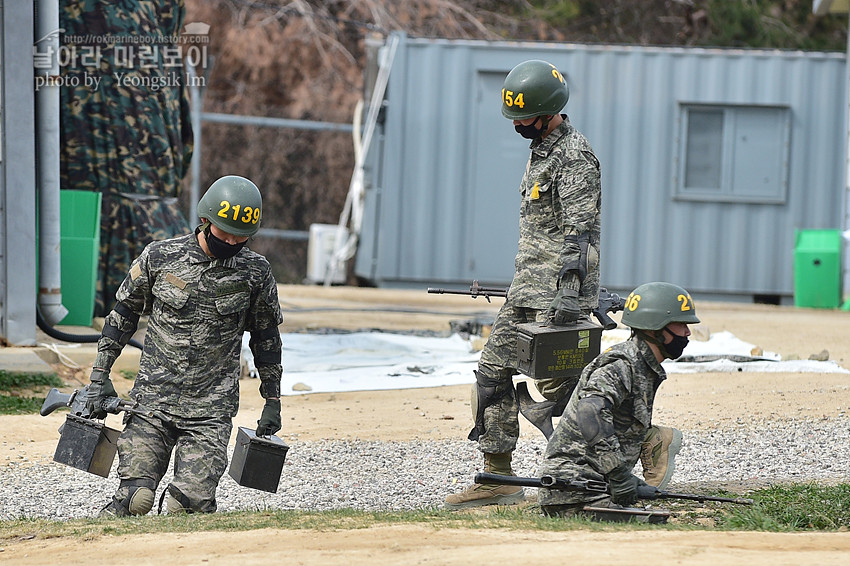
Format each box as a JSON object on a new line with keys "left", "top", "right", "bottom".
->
{"left": 2, "top": 417, "right": 848, "bottom": 520}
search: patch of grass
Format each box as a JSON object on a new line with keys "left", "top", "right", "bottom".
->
{"left": 0, "top": 370, "right": 62, "bottom": 391}
{"left": 0, "top": 369, "right": 63, "bottom": 415}
{"left": 0, "top": 395, "right": 45, "bottom": 415}
{"left": 721, "top": 483, "right": 850, "bottom": 531}
{"left": 0, "top": 507, "right": 624, "bottom": 542}
{"left": 2, "top": 485, "right": 848, "bottom": 543}
{"left": 2, "top": 484, "right": 844, "bottom": 540}
{"left": 118, "top": 369, "right": 136, "bottom": 380}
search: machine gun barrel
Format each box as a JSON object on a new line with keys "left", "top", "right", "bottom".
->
{"left": 427, "top": 279, "right": 508, "bottom": 303}
{"left": 428, "top": 280, "right": 625, "bottom": 330}
{"left": 638, "top": 487, "right": 754, "bottom": 505}
{"left": 475, "top": 472, "right": 753, "bottom": 505}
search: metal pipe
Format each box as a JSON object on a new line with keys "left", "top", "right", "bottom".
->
{"left": 188, "top": 61, "right": 204, "bottom": 226}
{"left": 201, "top": 112, "right": 354, "bottom": 133}
{"left": 35, "top": 0, "right": 68, "bottom": 325}
{"left": 843, "top": 10, "right": 850, "bottom": 304}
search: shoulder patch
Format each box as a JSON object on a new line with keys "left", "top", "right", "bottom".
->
{"left": 130, "top": 263, "right": 143, "bottom": 281}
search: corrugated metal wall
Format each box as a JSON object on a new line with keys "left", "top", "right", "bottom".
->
{"left": 355, "top": 34, "right": 846, "bottom": 302}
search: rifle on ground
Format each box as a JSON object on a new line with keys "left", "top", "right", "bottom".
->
{"left": 475, "top": 472, "right": 754, "bottom": 505}
{"left": 40, "top": 385, "right": 152, "bottom": 419}
{"left": 427, "top": 280, "right": 626, "bottom": 330}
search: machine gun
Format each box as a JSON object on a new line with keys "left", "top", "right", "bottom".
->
{"left": 427, "top": 279, "right": 507, "bottom": 303}
{"left": 427, "top": 281, "right": 625, "bottom": 330}
{"left": 40, "top": 385, "right": 151, "bottom": 419}
{"left": 594, "top": 288, "right": 625, "bottom": 331}
{"left": 41, "top": 385, "right": 153, "bottom": 478}
{"left": 475, "top": 472, "right": 754, "bottom": 506}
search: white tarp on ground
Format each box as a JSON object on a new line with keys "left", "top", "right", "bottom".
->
{"left": 241, "top": 330, "right": 849, "bottom": 396}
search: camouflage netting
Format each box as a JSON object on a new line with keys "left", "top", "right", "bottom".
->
{"left": 59, "top": 0, "right": 194, "bottom": 316}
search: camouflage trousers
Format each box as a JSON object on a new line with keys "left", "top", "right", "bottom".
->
{"left": 113, "top": 411, "right": 232, "bottom": 513}
{"left": 475, "top": 300, "right": 584, "bottom": 454}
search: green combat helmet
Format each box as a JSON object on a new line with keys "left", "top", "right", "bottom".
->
{"left": 197, "top": 175, "right": 263, "bottom": 237}
{"left": 501, "top": 59, "right": 570, "bottom": 120}
{"left": 620, "top": 282, "right": 700, "bottom": 330}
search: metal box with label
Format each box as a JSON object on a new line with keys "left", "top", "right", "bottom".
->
{"left": 516, "top": 320, "right": 602, "bottom": 380}
{"left": 228, "top": 426, "right": 289, "bottom": 493}
{"left": 53, "top": 414, "right": 120, "bottom": 477}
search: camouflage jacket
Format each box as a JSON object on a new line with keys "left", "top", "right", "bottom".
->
{"left": 510, "top": 116, "right": 602, "bottom": 312}
{"left": 536, "top": 336, "right": 665, "bottom": 505}
{"left": 94, "top": 233, "right": 283, "bottom": 418}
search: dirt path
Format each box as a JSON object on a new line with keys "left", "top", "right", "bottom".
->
{"left": 5, "top": 526, "right": 850, "bottom": 566}
{"left": 2, "top": 285, "right": 850, "bottom": 564}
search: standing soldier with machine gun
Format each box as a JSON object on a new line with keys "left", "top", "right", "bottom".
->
{"left": 445, "top": 59, "right": 603, "bottom": 509}
{"left": 445, "top": 61, "right": 680, "bottom": 509}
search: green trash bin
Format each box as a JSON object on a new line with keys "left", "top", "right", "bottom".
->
{"left": 59, "top": 190, "right": 102, "bottom": 326}
{"left": 793, "top": 229, "right": 842, "bottom": 309}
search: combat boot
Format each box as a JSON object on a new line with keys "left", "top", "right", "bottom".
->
{"left": 444, "top": 452, "right": 525, "bottom": 509}
{"left": 640, "top": 425, "right": 683, "bottom": 489}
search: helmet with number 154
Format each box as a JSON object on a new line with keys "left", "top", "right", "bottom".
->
{"left": 501, "top": 60, "right": 570, "bottom": 121}
{"left": 197, "top": 175, "right": 263, "bottom": 237}
{"left": 620, "top": 282, "right": 700, "bottom": 331}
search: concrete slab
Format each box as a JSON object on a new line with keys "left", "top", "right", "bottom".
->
{"left": 0, "top": 347, "right": 55, "bottom": 374}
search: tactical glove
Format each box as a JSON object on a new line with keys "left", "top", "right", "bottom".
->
{"left": 256, "top": 398, "right": 282, "bottom": 436}
{"left": 607, "top": 464, "right": 646, "bottom": 507}
{"left": 85, "top": 368, "right": 117, "bottom": 420}
{"left": 548, "top": 286, "right": 581, "bottom": 326}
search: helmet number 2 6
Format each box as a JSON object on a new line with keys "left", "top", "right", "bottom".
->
{"left": 626, "top": 292, "right": 694, "bottom": 312}
{"left": 217, "top": 200, "right": 260, "bottom": 226}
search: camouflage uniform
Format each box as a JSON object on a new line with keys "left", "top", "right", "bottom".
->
{"left": 59, "top": 1, "right": 194, "bottom": 316}
{"left": 537, "top": 335, "right": 665, "bottom": 507}
{"left": 94, "top": 231, "right": 283, "bottom": 513}
{"left": 476, "top": 116, "right": 601, "bottom": 455}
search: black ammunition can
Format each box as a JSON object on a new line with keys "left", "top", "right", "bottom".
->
{"left": 228, "top": 426, "right": 289, "bottom": 493}
{"left": 53, "top": 414, "right": 121, "bottom": 478}
{"left": 516, "top": 320, "right": 603, "bottom": 380}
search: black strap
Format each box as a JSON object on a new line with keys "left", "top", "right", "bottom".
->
{"left": 103, "top": 301, "right": 140, "bottom": 346}
{"left": 113, "top": 301, "right": 140, "bottom": 324}
{"left": 558, "top": 233, "right": 590, "bottom": 284}
{"left": 119, "top": 477, "right": 156, "bottom": 490}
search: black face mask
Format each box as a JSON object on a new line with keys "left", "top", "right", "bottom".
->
{"left": 514, "top": 116, "right": 545, "bottom": 139}
{"left": 204, "top": 226, "right": 246, "bottom": 259}
{"left": 661, "top": 328, "right": 689, "bottom": 360}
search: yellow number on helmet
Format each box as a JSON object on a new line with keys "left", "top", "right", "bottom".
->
{"left": 240, "top": 206, "right": 255, "bottom": 225}
{"left": 625, "top": 293, "right": 641, "bottom": 312}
